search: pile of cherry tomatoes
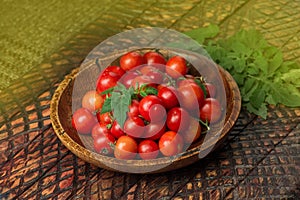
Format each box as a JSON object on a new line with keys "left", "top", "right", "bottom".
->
{"left": 72, "top": 50, "right": 222, "bottom": 160}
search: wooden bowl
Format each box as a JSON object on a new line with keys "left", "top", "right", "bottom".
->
{"left": 50, "top": 49, "right": 241, "bottom": 174}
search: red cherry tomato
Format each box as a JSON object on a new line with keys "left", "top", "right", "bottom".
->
{"left": 102, "top": 65, "right": 125, "bottom": 77}
{"left": 144, "top": 121, "right": 166, "bottom": 140}
{"left": 111, "top": 120, "right": 125, "bottom": 138}
{"left": 200, "top": 98, "right": 222, "bottom": 124}
{"left": 139, "top": 95, "right": 166, "bottom": 122}
{"left": 93, "top": 130, "right": 115, "bottom": 155}
{"left": 114, "top": 135, "right": 138, "bottom": 159}
{"left": 143, "top": 52, "right": 166, "bottom": 66}
{"left": 82, "top": 90, "right": 104, "bottom": 112}
{"left": 96, "top": 72, "right": 119, "bottom": 93}
{"left": 128, "top": 100, "right": 140, "bottom": 118}
{"left": 181, "top": 117, "right": 201, "bottom": 144}
{"left": 166, "top": 56, "right": 187, "bottom": 78}
{"left": 119, "top": 71, "right": 140, "bottom": 88}
{"left": 177, "top": 78, "right": 196, "bottom": 88}
{"left": 140, "top": 65, "right": 156, "bottom": 74}
{"left": 157, "top": 86, "right": 179, "bottom": 110}
{"left": 178, "top": 83, "right": 204, "bottom": 113}
{"left": 159, "top": 131, "right": 183, "bottom": 156}
{"left": 72, "top": 108, "right": 97, "bottom": 134}
{"left": 166, "top": 107, "right": 190, "bottom": 132}
{"left": 120, "top": 52, "right": 145, "bottom": 71}
{"left": 131, "top": 75, "right": 153, "bottom": 89}
{"left": 145, "top": 71, "right": 163, "bottom": 84}
{"left": 204, "top": 83, "right": 217, "bottom": 98}
{"left": 91, "top": 122, "right": 111, "bottom": 139}
{"left": 140, "top": 64, "right": 165, "bottom": 74}
{"left": 96, "top": 112, "right": 112, "bottom": 125}
{"left": 138, "top": 140, "right": 159, "bottom": 160}
{"left": 123, "top": 116, "right": 145, "bottom": 138}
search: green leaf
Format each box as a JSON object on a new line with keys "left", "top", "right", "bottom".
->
{"left": 230, "top": 40, "right": 246, "bottom": 54}
{"left": 249, "top": 86, "right": 266, "bottom": 109}
{"left": 111, "top": 84, "right": 135, "bottom": 127}
{"left": 101, "top": 87, "right": 114, "bottom": 95}
{"left": 232, "top": 73, "right": 245, "bottom": 86}
{"left": 254, "top": 55, "right": 268, "bottom": 75}
{"left": 247, "top": 63, "right": 259, "bottom": 75}
{"left": 268, "top": 82, "right": 300, "bottom": 107}
{"left": 281, "top": 69, "right": 300, "bottom": 87}
{"left": 233, "top": 58, "right": 246, "bottom": 73}
{"left": 138, "top": 85, "right": 158, "bottom": 97}
{"left": 246, "top": 102, "right": 268, "bottom": 119}
{"left": 194, "top": 78, "right": 207, "bottom": 98}
{"left": 100, "top": 97, "right": 112, "bottom": 114}
{"left": 265, "top": 94, "right": 277, "bottom": 105}
{"left": 184, "top": 24, "right": 219, "bottom": 44}
{"left": 241, "top": 78, "right": 256, "bottom": 100}
{"left": 267, "top": 48, "right": 283, "bottom": 74}
{"left": 144, "top": 86, "right": 158, "bottom": 96}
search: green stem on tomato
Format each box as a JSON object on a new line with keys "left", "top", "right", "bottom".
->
{"left": 198, "top": 118, "right": 210, "bottom": 131}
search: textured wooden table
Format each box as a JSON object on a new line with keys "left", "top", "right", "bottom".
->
{"left": 1, "top": 95, "right": 300, "bottom": 199}
{"left": 0, "top": 44, "right": 299, "bottom": 200}
{"left": 1, "top": 1, "right": 300, "bottom": 199}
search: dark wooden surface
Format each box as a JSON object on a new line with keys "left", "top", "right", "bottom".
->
{"left": 0, "top": 3, "right": 300, "bottom": 197}
{"left": 0, "top": 90, "right": 299, "bottom": 199}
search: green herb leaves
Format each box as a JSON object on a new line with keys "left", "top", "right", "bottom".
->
{"left": 111, "top": 84, "right": 134, "bottom": 128}
{"left": 184, "top": 24, "right": 219, "bottom": 44}
{"left": 100, "top": 84, "right": 158, "bottom": 127}
{"left": 185, "top": 25, "right": 300, "bottom": 119}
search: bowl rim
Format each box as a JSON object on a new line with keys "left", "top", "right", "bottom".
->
{"left": 50, "top": 58, "right": 241, "bottom": 173}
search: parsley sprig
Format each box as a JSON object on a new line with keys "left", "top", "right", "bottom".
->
{"left": 185, "top": 25, "right": 300, "bottom": 119}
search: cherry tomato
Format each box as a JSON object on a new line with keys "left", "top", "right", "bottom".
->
{"left": 72, "top": 108, "right": 97, "bottom": 134}
{"left": 128, "top": 100, "right": 140, "bottom": 118}
{"left": 178, "top": 83, "right": 204, "bottom": 113}
{"left": 93, "top": 131, "right": 115, "bottom": 155}
{"left": 159, "top": 131, "right": 183, "bottom": 156}
{"left": 102, "top": 65, "right": 125, "bottom": 77}
{"left": 119, "top": 71, "right": 140, "bottom": 88}
{"left": 181, "top": 117, "right": 201, "bottom": 144}
{"left": 143, "top": 52, "right": 166, "bottom": 66}
{"left": 166, "top": 56, "right": 187, "bottom": 78}
{"left": 140, "top": 65, "right": 156, "bottom": 74}
{"left": 96, "top": 112, "right": 112, "bottom": 125}
{"left": 111, "top": 120, "right": 125, "bottom": 138}
{"left": 120, "top": 52, "right": 145, "bottom": 71}
{"left": 82, "top": 90, "right": 104, "bottom": 112}
{"left": 131, "top": 75, "right": 153, "bottom": 89}
{"left": 139, "top": 95, "right": 166, "bottom": 122}
{"left": 138, "top": 140, "right": 159, "bottom": 160}
{"left": 157, "top": 86, "right": 179, "bottom": 110}
{"left": 146, "top": 71, "right": 163, "bottom": 84}
{"left": 96, "top": 72, "right": 119, "bottom": 93}
{"left": 177, "top": 78, "right": 196, "bottom": 88}
{"left": 140, "top": 64, "right": 165, "bottom": 74}
{"left": 144, "top": 121, "right": 166, "bottom": 140}
{"left": 157, "top": 83, "right": 168, "bottom": 91}
{"left": 123, "top": 116, "right": 145, "bottom": 138}
{"left": 114, "top": 135, "right": 138, "bottom": 159}
{"left": 200, "top": 98, "right": 222, "bottom": 124}
{"left": 97, "top": 66, "right": 125, "bottom": 92}
{"left": 166, "top": 107, "right": 190, "bottom": 132}
{"left": 91, "top": 122, "right": 111, "bottom": 139}
{"left": 204, "top": 83, "right": 217, "bottom": 98}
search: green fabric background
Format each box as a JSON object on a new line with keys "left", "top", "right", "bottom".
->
{"left": 0, "top": 0, "right": 299, "bottom": 92}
